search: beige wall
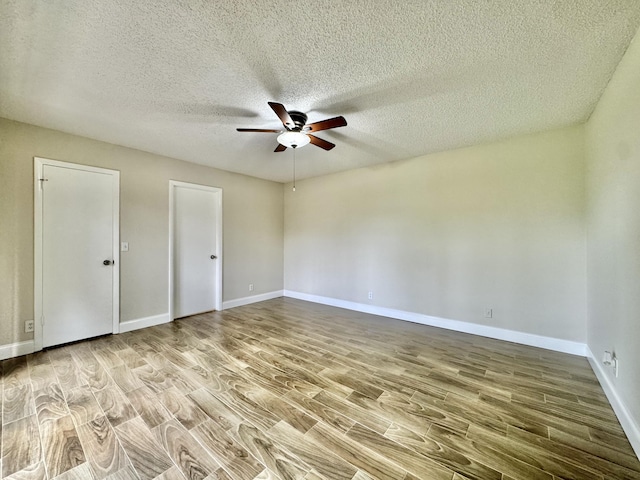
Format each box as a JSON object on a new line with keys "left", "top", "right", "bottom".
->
{"left": 0, "top": 118, "right": 284, "bottom": 346}
{"left": 285, "top": 126, "right": 587, "bottom": 341}
{"left": 586, "top": 30, "right": 640, "bottom": 428}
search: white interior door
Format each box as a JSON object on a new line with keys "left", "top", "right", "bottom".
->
{"left": 172, "top": 182, "right": 222, "bottom": 318}
{"left": 35, "top": 159, "right": 119, "bottom": 349}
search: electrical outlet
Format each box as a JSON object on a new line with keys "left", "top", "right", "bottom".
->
{"left": 368, "top": 291, "right": 373, "bottom": 300}
{"left": 484, "top": 308, "right": 493, "bottom": 318}
{"left": 25, "top": 320, "right": 34, "bottom": 333}
{"left": 249, "top": 283, "right": 254, "bottom": 292}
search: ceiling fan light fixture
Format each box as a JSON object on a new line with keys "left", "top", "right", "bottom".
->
{"left": 277, "top": 131, "right": 310, "bottom": 149}
{"left": 238, "top": 102, "right": 345, "bottom": 152}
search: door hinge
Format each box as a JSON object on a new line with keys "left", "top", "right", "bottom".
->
{"left": 38, "top": 178, "right": 48, "bottom": 190}
{"left": 41, "top": 315, "right": 45, "bottom": 326}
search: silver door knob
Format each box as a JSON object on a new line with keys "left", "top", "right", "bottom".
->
{"left": 210, "top": 255, "right": 217, "bottom": 260}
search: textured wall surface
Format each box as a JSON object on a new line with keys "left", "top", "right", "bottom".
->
{"left": 586, "top": 29, "right": 640, "bottom": 435}
{"left": 285, "top": 126, "right": 587, "bottom": 342}
{"left": 0, "top": 118, "right": 284, "bottom": 346}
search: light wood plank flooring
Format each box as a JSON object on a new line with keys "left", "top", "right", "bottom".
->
{"left": 2, "top": 298, "right": 639, "bottom": 479}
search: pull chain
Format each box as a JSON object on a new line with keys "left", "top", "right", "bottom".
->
{"left": 292, "top": 147, "right": 296, "bottom": 192}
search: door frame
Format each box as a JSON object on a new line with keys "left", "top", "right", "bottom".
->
{"left": 168, "top": 180, "right": 223, "bottom": 320}
{"left": 34, "top": 157, "right": 120, "bottom": 352}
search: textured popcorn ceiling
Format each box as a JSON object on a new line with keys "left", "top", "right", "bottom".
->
{"left": 1, "top": 1, "right": 640, "bottom": 182}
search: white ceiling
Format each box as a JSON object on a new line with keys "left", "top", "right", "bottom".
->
{"left": 1, "top": 1, "right": 640, "bottom": 182}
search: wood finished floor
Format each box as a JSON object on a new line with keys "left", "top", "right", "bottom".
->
{"left": 1, "top": 298, "right": 639, "bottom": 480}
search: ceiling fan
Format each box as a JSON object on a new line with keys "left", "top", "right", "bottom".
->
{"left": 237, "top": 102, "right": 347, "bottom": 152}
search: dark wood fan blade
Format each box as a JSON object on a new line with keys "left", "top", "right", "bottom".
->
{"left": 274, "top": 143, "right": 287, "bottom": 152}
{"left": 268, "top": 102, "right": 294, "bottom": 129}
{"left": 308, "top": 134, "right": 335, "bottom": 151}
{"left": 236, "top": 128, "right": 282, "bottom": 133}
{"left": 306, "top": 116, "right": 347, "bottom": 133}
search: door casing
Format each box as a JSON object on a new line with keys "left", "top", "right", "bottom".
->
{"left": 169, "top": 180, "right": 223, "bottom": 319}
{"left": 34, "top": 157, "right": 120, "bottom": 351}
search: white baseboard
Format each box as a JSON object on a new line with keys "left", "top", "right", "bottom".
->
{"left": 223, "top": 290, "right": 284, "bottom": 310}
{"left": 119, "top": 313, "right": 171, "bottom": 333}
{"left": 0, "top": 340, "right": 35, "bottom": 360}
{"left": 283, "top": 290, "right": 587, "bottom": 357}
{"left": 587, "top": 347, "right": 640, "bottom": 459}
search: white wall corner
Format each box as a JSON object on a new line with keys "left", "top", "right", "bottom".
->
{"left": 0, "top": 340, "right": 35, "bottom": 361}
{"left": 223, "top": 290, "right": 284, "bottom": 310}
{"left": 119, "top": 313, "right": 171, "bottom": 333}
{"left": 586, "top": 347, "right": 640, "bottom": 460}
{"left": 283, "top": 290, "right": 587, "bottom": 357}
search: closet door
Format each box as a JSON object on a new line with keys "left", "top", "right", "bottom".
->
{"left": 171, "top": 181, "right": 222, "bottom": 318}
{"left": 36, "top": 158, "right": 119, "bottom": 348}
